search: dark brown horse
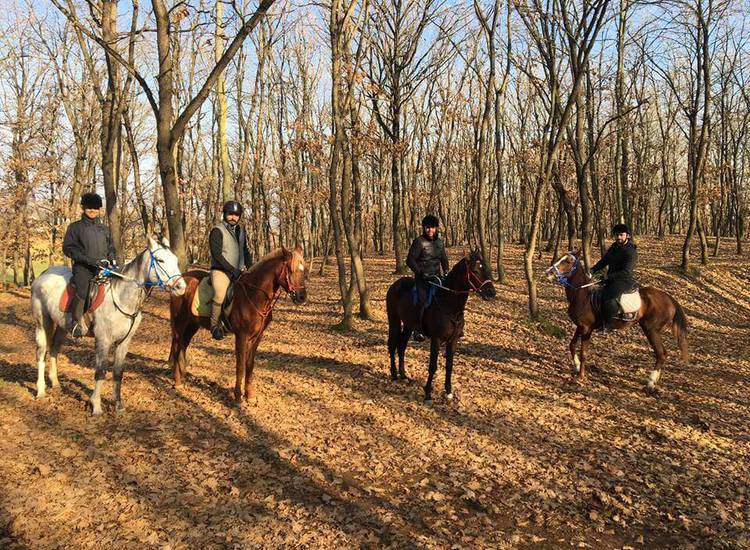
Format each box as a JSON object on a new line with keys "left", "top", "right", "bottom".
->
{"left": 169, "top": 246, "right": 307, "bottom": 405}
{"left": 386, "top": 251, "right": 496, "bottom": 402}
{"left": 546, "top": 251, "right": 689, "bottom": 391}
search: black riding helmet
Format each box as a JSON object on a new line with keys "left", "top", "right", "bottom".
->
{"left": 223, "top": 200, "right": 243, "bottom": 217}
{"left": 80, "top": 192, "right": 103, "bottom": 209}
{"left": 612, "top": 223, "right": 630, "bottom": 235}
{"left": 421, "top": 214, "right": 439, "bottom": 228}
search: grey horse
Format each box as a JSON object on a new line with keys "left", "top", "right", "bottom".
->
{"left": 30, "top": 236, "right": 186, "bottom": 415}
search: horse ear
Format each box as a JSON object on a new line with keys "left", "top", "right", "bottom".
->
{"left": 148, "top": 236, "right": 158, "bottom": 250}
{"left": 161, "top": 235, "right": 171, "bottom": 248}
{"left": 294, "top": 244, "right": 303, "bottom": 254}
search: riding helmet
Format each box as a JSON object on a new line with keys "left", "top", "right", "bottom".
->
{"left": 223, "top": 200, "right": 243, "bottom": 217}
{"left": 612, "top": 223, "right": 630, "bottom": 235}
{"left": 421, "top": 214, "right": 439, "bottom": 228}
{"left": 80, "top": 192, "right": 103, "bottom": 209}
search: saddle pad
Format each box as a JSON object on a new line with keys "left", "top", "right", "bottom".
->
{"left": 191, "top": 276, "right": 214, "bottom": 317}
{"left": 59, "top": 282, "right": 106, "bottom": 313}
{"left": 618, "top": 290, "right": 641, "bottom": 315}
{"left": 191, "top": 276, "right": 235, "bottom": 318}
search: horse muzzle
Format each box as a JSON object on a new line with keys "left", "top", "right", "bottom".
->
{"left": 168, "top": 277, "right": 187, "bottom": 296}
{"left": 292, "top": 289, "right": 307, "bottom": 304}
{"left": 480, "top": 284, "right": 496, "bottom": 301}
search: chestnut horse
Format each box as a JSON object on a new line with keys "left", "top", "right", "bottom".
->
{"left": 169, "top": 246, "right": 307, "bottom": 405}
{"left": 386, "top": 251, "right": 496, "bottom": 402}
{"left": 546, "top": 251, "right": 689, "bottom": 391}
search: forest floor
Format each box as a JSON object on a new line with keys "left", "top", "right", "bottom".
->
{"left": 0, "top": 236, "right": 748, "bottom": 549}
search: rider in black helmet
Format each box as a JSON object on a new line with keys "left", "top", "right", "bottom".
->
{"left": 406, "top": 214, "right": 449, "bottom": 342}
{"left": 208, "top": 200, "right": 253, "bottom": 340}
{"left": 591, "top": 223, "right": 638, "bottom": 330}
{"left": 62, "top": 192, "right": 117, "bottom": 337}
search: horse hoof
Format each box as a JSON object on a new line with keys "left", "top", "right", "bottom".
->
{"left": 424, "top": 397, "right": 433, "bottom": 405}
{"left": 91, "top": 409, "right": 103, "bottom": 417}
{"left": 115, "top": 403, "right": 127, "bottom": 413}
{"left": 446, "top": 392, "right": 453, "bottom": 401}
{"left": 35, "top": 393, "right": 47, "bottom": 401}
{"left": 245, "top": 396, "right": 258, "bottom": 407}
{"left": 644, "top": 385, "right": 661, "bottom": 396}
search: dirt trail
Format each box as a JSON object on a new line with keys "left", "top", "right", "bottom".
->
{"left": 0, "top": 237, "right": 748, "bottom": 549}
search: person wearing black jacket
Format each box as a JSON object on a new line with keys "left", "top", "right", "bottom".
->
{"left": 591, "top": 223, "right": 638, "bottom": 330}
{"left": 208, "top": 201, "right": 253, "bottom": 340}
{"left": 62, "top": 192, "right": 117, "bottom": 337}
{"left": 406, "top": 215, "right": 449, "bottom": 342}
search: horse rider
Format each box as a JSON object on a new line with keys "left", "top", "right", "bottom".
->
{"left": 209, "top": 200, "right": 253, "bottom": 340}
{"left": 407, "top": 214, "right": 449, "bottom": 342}
{"left": 591, "top": 223, "right": 638, "bottom": 330}
{"left": 62, "top": 192, "right": 117, "bottom": 338}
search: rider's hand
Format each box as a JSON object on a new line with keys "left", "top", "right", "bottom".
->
{"left": 231, "top": 269, "right": 242, "bottom": 281}
{"left": 96, "top": 259, "right": 110, "bottom": 269}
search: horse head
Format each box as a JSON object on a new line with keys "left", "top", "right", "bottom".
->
{"left": 545, "top": 249, "right": 581, "bottom": 285}
{"left": 146, "top": 236, "right": 186, "bottom": 296}
{"left": 279, "top": 245, "right": 308, "bottom": 305}
{"left": 465, "top": 250, "right": 496, "bottom": 300}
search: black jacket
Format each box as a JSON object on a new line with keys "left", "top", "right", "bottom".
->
{"left": 407, "top": 235, "right": 449, "bottom": 278}
{"left": 591, "top": 240, "right": 637, "bottom": 282}
{"left": 62, "top": 216, "right": 116, "bottom": 269}
{"left": 209, "top": 223, "right": 253, "bottom": 274}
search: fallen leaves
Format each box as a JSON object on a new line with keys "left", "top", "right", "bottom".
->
{"left": 0, "top": 238, "right": 748, "bottom": 548}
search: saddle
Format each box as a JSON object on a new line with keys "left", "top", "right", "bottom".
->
{"left": 191, "top": 276, "right": 235, "bottom": 328}
{"left": 59, "top": 280, "right": 107, "bottom": 314}
{"left": 590, "top": 285, "right": 641, "bottom": 322}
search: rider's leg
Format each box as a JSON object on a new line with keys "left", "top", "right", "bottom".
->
{"left": 210, "top": 269, "right": 230, "bottom": 340}
{"left": 71, "top": 266, "right": 93, "bottom": 338}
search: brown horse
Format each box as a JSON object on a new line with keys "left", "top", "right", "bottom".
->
{"left": 546, "top": 251, "right": 689, "bottom": 391}
{"left": 386, "top": 251, "right": 496, "bottom": 402}
{"left": 169, "top": 246, "right": 307, "bottom": 405}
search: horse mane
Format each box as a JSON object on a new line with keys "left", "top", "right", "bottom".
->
{"left": 247, "top": 248, "right": 290, "bottom": 274}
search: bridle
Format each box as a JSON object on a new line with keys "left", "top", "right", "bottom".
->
{"left": 547, "top": 253, "right": 600, "bottom": 290}
{"left": 428, "top": 258, "right": 492, "bottom": 295}
{"left": 237, "top": 255, "right": 307, "bottom": 319}
{"left": 101, "top": 247, "right": 184, "bottom": 292}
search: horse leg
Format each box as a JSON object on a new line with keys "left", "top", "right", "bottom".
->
{"left": 112, "top": 334, "right": 136, "bottom": 413}
{"left": 234, "top": 335, "right": 250, "bottom": 405}
{"left": 34, "top": 317, "right": 53, "bottom": 399}
{"left": 644, "top": 328, "right": 667, "bottom": 392}
{"left": 569, "top": 326, "right": 583, "bottom": 378}
{"left": 387, "top": 322, "right": 400, "bottom": 381}
{"left": 244, "top": 334, "right": 264, "bottom": 406}
{"left": 48, "top": 327, "right": 65, "bottom": 390}
{"left": 444, "top": 340, "right": 457, "bottom": 400}
{"left": 578, "top": 329, "right": 593, "bottom": 381}
{"left": 397, "top": 327, "right": 412, "bottom": 380}
{"left": 174, "top": 322, "right": 198, "bottom": 386}
{"left": 90, "top": 338, "right": 111, "bottom": 416}
{"left": 423, "top": 338, "right": 440, "bottom": 403}
{"left": 169, "top": 325, "right": 182, "bottom": 385}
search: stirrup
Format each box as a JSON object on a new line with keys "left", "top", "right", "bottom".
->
{"left": 211, "top": 325, "right": 225, "bottom": 341}
{"left": 72, "top": 323, "right": 86, "bottom": 338}
{"left": 413, "top": 330, "right": 425, "bottom": 342}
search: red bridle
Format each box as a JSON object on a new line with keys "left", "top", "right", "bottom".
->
{"left": 237, "top": 257, "right": 307, "bottom": 318}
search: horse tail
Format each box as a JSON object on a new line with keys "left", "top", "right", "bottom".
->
{"left": 670, "top": 295, "right": 689, "bottom": 363}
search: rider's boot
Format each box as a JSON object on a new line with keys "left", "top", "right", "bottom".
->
{"left": 413, "top": 305, "right": 426, "bottom": 342}
{"left": 210, "top": 300, "right": 224, "bottom": 340}
{"left": 71, "top": 295, "right": 88, "bottom": 338}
